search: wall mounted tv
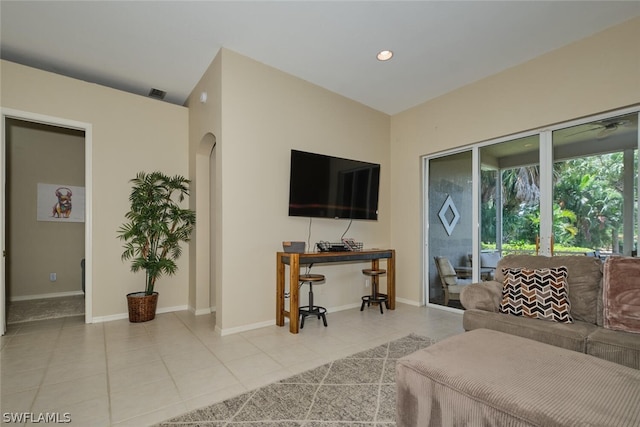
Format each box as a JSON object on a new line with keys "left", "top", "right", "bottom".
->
{"left": 288, "top": 149, "right": 380, "bottom": 220}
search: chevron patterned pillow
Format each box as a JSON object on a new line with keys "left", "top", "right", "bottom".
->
{"left": 499, "top": 266, "right": 573, "bottom": 323}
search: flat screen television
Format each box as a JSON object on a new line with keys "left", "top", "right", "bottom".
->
{"left": 288, "top": 149, "right": 380, "bottom": 220}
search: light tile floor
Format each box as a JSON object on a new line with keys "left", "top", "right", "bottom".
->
{"left": 0, "top": 303, "right": 464, "bottom": 426}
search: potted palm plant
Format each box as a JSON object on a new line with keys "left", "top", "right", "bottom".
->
{"left": 117, "top": 171, "right": 196, "bottom": 322}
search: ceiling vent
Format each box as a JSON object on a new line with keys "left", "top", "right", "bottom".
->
{"left": 148, "top": 88, "right": 167, "bottom": 100}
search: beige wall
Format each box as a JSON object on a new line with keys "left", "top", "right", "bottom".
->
{"left": 188, "top": 49, "right": 391, "bottom": 333}
{"left": 1, "top": 60, "right": 189, "bottom": 319}
{"left": 2, "top": 16, "right": 637, "bottom": 329}
{"left": 6, "top": 120, "right": 84, "bottom": 299}
{"left": 186, "top": 51, "right": 222, "bottom": 317}
{"left": 390, "top": 17, "right": 640, "bottom": 304}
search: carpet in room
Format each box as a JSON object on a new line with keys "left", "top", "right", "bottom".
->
{"left": 157, "top": 333, "right": 434, "bottom": 426}
{"left": 6, "top": 294, "right": 85, "bottom": 324}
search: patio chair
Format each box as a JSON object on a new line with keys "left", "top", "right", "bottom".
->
{"left": 434, "top": 256, "right": 473, "bottom": 306}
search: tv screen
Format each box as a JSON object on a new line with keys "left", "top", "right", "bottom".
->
{"left": 288, "top": 149, "right": 380, "bottom": 220}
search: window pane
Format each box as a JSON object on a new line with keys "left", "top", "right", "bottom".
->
{"left": 552, "top": 113, "right": 638, "bottom": 257}
{"left": 480, "top": 135, "right": 540, "bottom": 258}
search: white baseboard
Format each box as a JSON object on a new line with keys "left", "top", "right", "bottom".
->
{"left": 91, "top": 313, "right": 129, "bottom": 323}
{"left": 218, "top": 319, "right": 275, "bottom": 336}
{"left": 329, "top": 300, "right": 419, "bottom": 312}
{"left": 11, "top": 290, "right": 84, "bottom": 302}
{"left": 395, "top": 297, "right": 421, "bottom": 306}
{"left": 157, "top": 304, "right": 188, "bottom": 315}
{"left": 91, "top": 304, "right": 188, "bottom": 324}
{"left": 215, "top": 303, "right": 360, "bottom": 336}
{"left": 189, "top": 306, "right": 215, "bottom": 316}
{"left": 326, "top": 302, "right": 361, "bottom": 313}
{"left": 90, "top": 300, "right": 415, "bottom": 331}
{"left": 427, "top": 302, "right": 463, "bottom": 314}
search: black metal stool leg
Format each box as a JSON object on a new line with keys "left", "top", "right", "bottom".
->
{"left": 299, "top": 278, "right": 328, "bottom": 328}
{"left": 373, "top": 276, "right": 384, "bottom": 314}
{"left": 361, "top": 269, "right": 387, "bottom": 315}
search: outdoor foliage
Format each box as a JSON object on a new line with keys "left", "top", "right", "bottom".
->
{"left": 481, "top": 151, "right": 637, "bottom": 254}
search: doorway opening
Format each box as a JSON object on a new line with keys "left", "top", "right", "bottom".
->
{"left": 5, "top": 119, "right": 85, "bottom": 324}
{"left": 1, "top": 109, "right": 92, "bottom": 334}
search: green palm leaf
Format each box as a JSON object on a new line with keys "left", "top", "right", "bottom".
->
{"left": 117, "top": 171, "right": 196, "bottom": 295}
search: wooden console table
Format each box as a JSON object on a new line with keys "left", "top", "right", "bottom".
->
{"left": 276, "top": 249, "right": 395, "bottom": 334}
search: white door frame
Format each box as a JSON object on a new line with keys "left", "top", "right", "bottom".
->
{"left": 1, "top": 108, "right": 92, "bottom": 334}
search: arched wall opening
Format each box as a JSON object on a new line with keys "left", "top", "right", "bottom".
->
{"left": 194, "top": 132, "right": 216, "bottom": 316}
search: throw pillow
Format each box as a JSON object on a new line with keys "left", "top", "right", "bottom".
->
{"left": 500, "top": 266, "right": 573, "bottom": 323}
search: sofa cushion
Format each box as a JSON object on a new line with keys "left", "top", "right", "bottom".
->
{"left": 480, "top": 251, "right": 501, "bottom": 269}
{"left": 603, "top": 256, "right": 640, "bottom": 334}
{"left": 463, "top": 309, "right": 597, "bottom": 353}
{"left": 495, "top": 255, "right": 602, "bottom": 325}
{"left": 587, "top": 328, "right": 640, "bottom": 369}
{"left": 460, "top": 281, "right": 502, "bottom": 312}
{"left": 396, "top": 329, "right": 640, "bottom": 427}
{"left": 500, "top": 266, "right": 572, "bottom": 323}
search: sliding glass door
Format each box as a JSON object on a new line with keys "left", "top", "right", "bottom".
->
{"left": 427, "top": 151, "right": 472, "bottom": 308}
{"left": 424, "top": 108, "right": 640, "bottom": 309}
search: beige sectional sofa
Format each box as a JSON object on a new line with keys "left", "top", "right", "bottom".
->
{"left": 460, "top": 254, "right": 640, "bottom": 369}
{"left": 396, "top": 328, "right": 640, "bottom": 427}
{"left": 395, "top": 254, "right": 640, "bottom": 426}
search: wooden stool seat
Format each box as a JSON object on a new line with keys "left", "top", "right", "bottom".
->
{"left": 361, "top": 269, "right": 388, "bottom": 314}
{"left": 299, "top": 273, "right": 328, "bottom": 328}
{"left": 362, "top": 268, "right": 386, "bottom": 276}
{"left": 299, "top": 273, "right": 325, "bottom": 282}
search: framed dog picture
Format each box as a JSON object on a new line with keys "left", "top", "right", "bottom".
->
{"left": 37, "top": 183, "right": 85, "bottom": 223}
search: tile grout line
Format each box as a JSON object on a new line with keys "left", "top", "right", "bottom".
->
{"left": 152, "top": 313, "right": 199, "bottom": 415}
{"left": 102, "top": 321, "right": 115, "bottom": 427}
{"left": 27, "top": 322, "right": 64, "bottom": 418}
{"left": 167, "top": 311, "right": 249, "bottom": 406}
{"left": 110, "top": 316, "right": 179, "bottom": 425}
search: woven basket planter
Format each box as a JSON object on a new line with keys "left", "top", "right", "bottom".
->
{"left": 126, "top": 292, "right": 159, "bottom": 322}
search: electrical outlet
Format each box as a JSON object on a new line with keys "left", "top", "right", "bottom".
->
{"left": 365, "top": 279, "right": 370, "bottom": 288}
{"left": 50, "top": 273, "right": 57, "bottom": 282}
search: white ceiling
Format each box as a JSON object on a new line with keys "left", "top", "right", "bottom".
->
{"left": 1, "top": 1, "right": 639, "bottom": 115}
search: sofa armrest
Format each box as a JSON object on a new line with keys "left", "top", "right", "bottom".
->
{"left": 460, "top": 281, "right": 502, "bottom": 312}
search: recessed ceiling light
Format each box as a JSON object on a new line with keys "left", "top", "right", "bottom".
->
{"left": 376, "top": 50, "right": 393, "bottom": 61}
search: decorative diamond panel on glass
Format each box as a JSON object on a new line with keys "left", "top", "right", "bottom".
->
{"left": 438, "top": 195, "right": 460, "bottom": 236}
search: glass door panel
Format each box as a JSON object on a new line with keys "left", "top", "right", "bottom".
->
{"left": 480, "top": 135, "right": 540, "bottom": 261}
{"left": 425, "top": 108, "right": 639, "bottom": 315}
{"left": 428, "top": 151, "right": 472, "bottom": 308}
{"left": 552, "top": 113, "right": 638, "bottom": 257}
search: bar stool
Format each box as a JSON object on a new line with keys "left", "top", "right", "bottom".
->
{"left": 299, "top": 274, "right": 328, "bottom": 328}
{"left": 361, "top": 268, "right": 388, "bottom": 314}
